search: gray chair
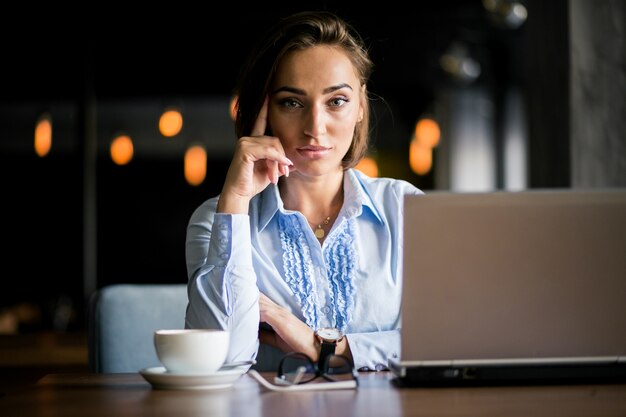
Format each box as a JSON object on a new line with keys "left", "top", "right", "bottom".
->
{"left": 88, "top": 283, "right": 188, "bottom": 373}
{"left": 88, "top": 282, "right": 283, "bottom": 373}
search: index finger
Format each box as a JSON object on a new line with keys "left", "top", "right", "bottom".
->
{"left": 250, "top": 96, "right": 268, "bottom": 137}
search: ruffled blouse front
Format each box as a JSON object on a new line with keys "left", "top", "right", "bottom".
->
{"left": 279, "top": 213, "right": 356, "bottom": 332}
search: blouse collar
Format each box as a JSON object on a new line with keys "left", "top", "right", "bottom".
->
{"left": 257, "top": 169, "right": 384, "bottom": 233}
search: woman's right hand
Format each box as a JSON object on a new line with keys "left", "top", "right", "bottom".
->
{"left": 217, "top": 97, "right": 294, "bottom": 214}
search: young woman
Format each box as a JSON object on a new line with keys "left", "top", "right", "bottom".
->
{"left": 185, "top": 11, "right": 423, "bottom": 372}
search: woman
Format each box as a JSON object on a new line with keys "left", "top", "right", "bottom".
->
{"left": 185, "top": 11, "right": 423, "bottom": 372}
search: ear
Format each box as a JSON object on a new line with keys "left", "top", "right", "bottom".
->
{"left": 358, "top": 84, "right": 366, "bottom": 122}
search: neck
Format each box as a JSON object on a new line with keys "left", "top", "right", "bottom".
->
{"left": 279, "top": 171, "right": 344, "bottom": 224}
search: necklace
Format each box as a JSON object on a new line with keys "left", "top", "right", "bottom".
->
{"left": 314, "top": 216, "right": 331, "bottom": 239}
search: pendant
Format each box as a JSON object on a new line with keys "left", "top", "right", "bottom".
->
{"left": 313, "top": 216, "right": 330, "bottom": 239}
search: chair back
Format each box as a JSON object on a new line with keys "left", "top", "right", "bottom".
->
{"left": 88, "top": 283, "right": 188, "bottom": 373}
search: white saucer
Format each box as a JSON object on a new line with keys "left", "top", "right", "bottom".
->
{"left": 139, "top": 366, "right": 247, "bottom": 390}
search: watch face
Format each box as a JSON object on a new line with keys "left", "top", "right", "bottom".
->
{"left": 317, "top": 327, "right": 343, "bottom": 340}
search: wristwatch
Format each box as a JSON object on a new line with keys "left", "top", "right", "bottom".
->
{"left": 315, "top": 327, "right": 344, "bottom": 369}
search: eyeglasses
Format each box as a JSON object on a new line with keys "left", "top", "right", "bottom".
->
{"left": 247, "top": 352, "right": 359, "bottom": 392}
{"left": 274, "top": 352, "right": 359, "bottom": 387}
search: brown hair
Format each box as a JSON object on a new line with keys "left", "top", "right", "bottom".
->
{"left": 234, "top": 11, "right": 373, "bottom": 169}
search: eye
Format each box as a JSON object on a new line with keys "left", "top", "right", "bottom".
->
{"left": 279, "top": 98, "right": 303, "bottom": 109}
{"left": 329, "top": 97, "right": 349, "bottom": 107}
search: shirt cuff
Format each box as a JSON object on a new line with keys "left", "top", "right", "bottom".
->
{"left": 346, "top": 330, "right": 400, "bottom": 371}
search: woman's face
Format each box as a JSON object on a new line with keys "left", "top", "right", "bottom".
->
{"left": 268, "top": 45, "right": 363, "bottom": 177}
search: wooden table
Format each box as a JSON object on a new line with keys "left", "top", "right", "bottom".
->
{"left": 0, "top": 332, "right": 89, "bottom": 395}
{"left": 1, "top": 371, "right": 625, "bottom": 417}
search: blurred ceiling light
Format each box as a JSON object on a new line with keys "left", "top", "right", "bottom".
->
{"left": 185, "top": 144, "right": 207, "bottom": 186}
{"left": 483, "top": 0, "right": 528, "bottom": 29}
{"left": 440, "top": 42, "right": 481, "bottom": 84}
{"left": 415, "top": 118, "right": 441, "bottom": 148}
{"left": 110, "top": 134, "right": 134, "bottom": 165}
{"left": 159, "top": 108, "right": 183, "bottom": 137}
{"left": 229, "top": 95, "right": 238, "bottom": 121}
{"left": 34, "top": 113, "right": 52, "bottom": 157}
{"left": 409, "top": 138, "right": 433, "bottom": 176}
{"left": 355, "top": 156, "right": 379, "bottom": 177}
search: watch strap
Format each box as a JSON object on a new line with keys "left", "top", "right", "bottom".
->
{"left": 318, "top": 339, "right": 336, "bottom": 370}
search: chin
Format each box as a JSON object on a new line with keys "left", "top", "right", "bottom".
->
{"left": 295, "top": 164, "right": 342, "bottom": 178}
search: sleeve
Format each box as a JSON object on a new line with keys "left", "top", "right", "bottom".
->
{"left": 346, "top": 329, "right": 400, "bottom": 371}
{"left": 184, "top": 200, "right": 260, "bottom": 363}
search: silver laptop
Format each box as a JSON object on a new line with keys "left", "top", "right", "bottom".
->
{"left": 390, "top": 189, "right": 626, "bottom": 386}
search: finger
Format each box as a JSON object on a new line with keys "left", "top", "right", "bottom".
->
{"left": 250, "top": 96, "right": 268, "bottom": 137}
{"left": 258, "top": 292, "right": 275, "bottom": 308}
{"left": 238, "top": 137, "right": 294, "bottom": 170}
{"left": 284, "top": 163, "right": 296, "bottom": 174}
{"left": 266, "top": 159, "right": 279, "bottom": 184}
{"left": 261, "top": 149, "right": 292, "bottom": 169}
{"left": 258, "top": 293, "right": 269, "bottom": 306}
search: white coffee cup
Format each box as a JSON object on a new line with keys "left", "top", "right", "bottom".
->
{"left": 154, "top": 329, "right": 229, "bottom": 374}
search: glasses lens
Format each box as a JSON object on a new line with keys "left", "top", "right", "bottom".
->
{"left": 323, "top": 355, "right": 357, "bottom": 382}
{"left": 278, "top": 353, "right": 317, "bottom": 385}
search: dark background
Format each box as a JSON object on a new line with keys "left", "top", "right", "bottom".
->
{"left": 4, "top": 1, "right": 528, "bottom": 125}
{"left": 3, "top": 0, "right": 567, "bottom": 332}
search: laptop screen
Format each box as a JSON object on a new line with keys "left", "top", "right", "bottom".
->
{"left": 400, "top": 189, "right": 626, "bottom": 363}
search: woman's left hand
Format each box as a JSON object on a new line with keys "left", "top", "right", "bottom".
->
{"left": 258, "top": 293, "right": 318, "bottom": 360}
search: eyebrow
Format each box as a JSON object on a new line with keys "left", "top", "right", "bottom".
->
{"left": 272, "top": 83, "right": 354, "bottom": 95}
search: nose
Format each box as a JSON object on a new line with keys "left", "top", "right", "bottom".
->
{"left": 303, "top": 104, "right": 327, "bottom": 138}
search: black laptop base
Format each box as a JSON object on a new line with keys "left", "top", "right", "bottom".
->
{"left": 391, "top": 362, "right": 626, "bottom": 388}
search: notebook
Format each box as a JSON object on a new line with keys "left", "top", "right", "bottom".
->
{"left": 389, "top": 189, "right": 626, "bottom": 386}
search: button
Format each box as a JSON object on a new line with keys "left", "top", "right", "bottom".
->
{"left": 220, "top": 253, "right": 229, "bottom": 260}
{"left": 218, "top": 223, "right": 227, "bottom": 230}
{"left": 219, "top": 238, "right": 227, "bottom": 244}
{"left": 322, "top": 306, "right": 330, "bottom": 314}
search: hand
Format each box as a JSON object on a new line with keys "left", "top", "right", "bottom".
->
{"left": 258, "top": 293, "right": 318, "bottom": 359}
{"left": 217, "top": 97, "right": 294, "bottom": 214}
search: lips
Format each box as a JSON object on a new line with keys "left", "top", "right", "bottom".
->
{"left": 298, "top": 145, "right": 330, "bottom": 152}
{"left": 296, "top": 145, "right": 331, "bottom": 159}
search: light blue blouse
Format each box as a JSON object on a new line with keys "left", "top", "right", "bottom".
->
{"left": 185, "top": 169, "right": 423, "bottom": 371}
